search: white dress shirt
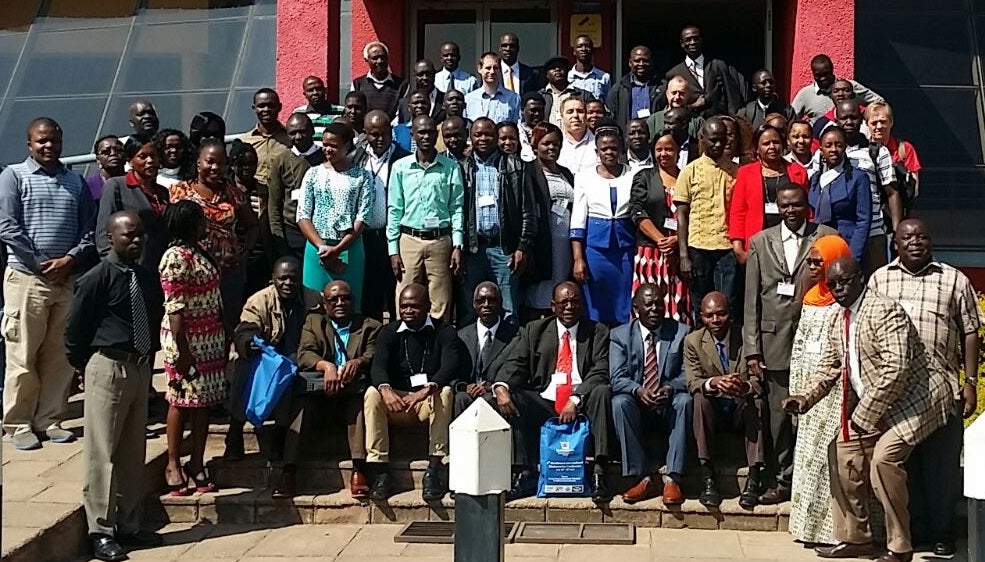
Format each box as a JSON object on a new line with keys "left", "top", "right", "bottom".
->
{"left": 292, "top": 144, "right": 320, "bottom": 158}
{"left": 844, "top": 292, "right": 864, "bottom": 398}
{"left": 502, "top": 61, "right": 522, "bottom": 94}
{"left": 780, "top": 221, "right": 806, "bottom": 274}
{"left": 476, "top": 319, "right": 500, "bottom": 354}
{"left": 435, "top": 68, "right": 479, "bottom": 94}
{"left": 558, "top": 131, "right": 597, "bottom": 175}
{"left": 686, "top": 54, "right": 705, "bottom": 88}
{"left": 540, "top": 320, "right": 583, "bottom": 402}
{"left": 363, "top": 145, "right": 394, "bottom": 230}
{"left": 397, "top": 316, "right": 435, "bottom": 332}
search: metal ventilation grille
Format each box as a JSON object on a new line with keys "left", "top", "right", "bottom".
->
{"left": 393, "top": 521, "right": 636, "bottom": 545}
{"left": 393, "top": 521, "right": 519, "bottom": 544}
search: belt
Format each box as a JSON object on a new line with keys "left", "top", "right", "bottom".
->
{"left": 98, "top": 348, "right": 151, "bottom": 365}
{"left": 400, "top": 226, "right": 451, "bottom": 240}
{"left": 476, "top": 230, "right": 501, "bottom": 246}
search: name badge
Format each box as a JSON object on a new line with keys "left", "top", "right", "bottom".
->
{"left": 423, "top": 216, "right": 440, "bottom": 229}
{"left": 410, "top": 373, "right": 429, "bottom": 388}
{"left": 551, "top": 372, "right": 570, "bottom": 385}
{"left": 291, "top": 189, "right": 301, "bottom": 202}
{"left": 663, "top": 218, "right": 678, "bottom": 231}
{"left": 477, "top": 195, "right": 496, "bottom": 208}
{"left": 551, "top": 201, "right": 568, "bottom": 217}
{"left": 764, "top": 202, "right": 779, "bottom": 215}
{"left": 805, "top": 341, "right": 822, "bottom": 354}
{"left": 777, "top": 281, "right": 796, "bottom": 297}
{"left": 636, "top": 108, "right": 651, "bottom": 118}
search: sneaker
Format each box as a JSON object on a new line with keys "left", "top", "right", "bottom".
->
{"left": 45, "top": 427, "right": 77, "bottom": 443}
{"left": 11, "top": 431, "right": 41, "bottom": 450}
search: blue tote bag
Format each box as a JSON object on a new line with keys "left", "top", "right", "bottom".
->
{"left": 243, "top": 336, "right": 297, "bottom": 426}
{"left": 537, "top": 416, "right": 591, "bottom": 498}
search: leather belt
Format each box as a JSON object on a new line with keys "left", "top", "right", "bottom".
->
{"left": 400, "top": 226, "right": 451, "bottom": 240}
{"left": 98, "top": 348, "right": 151, "bottom": 365}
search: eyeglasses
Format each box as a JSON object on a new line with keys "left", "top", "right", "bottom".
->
{"left": 325, "top": 295, "right": 352, "bottom": 303}
{"left": 806, "top": 257, "right": 825, "bottom": 267}
{"left": 828, "top": 273, "right": 859, "bottom": 289}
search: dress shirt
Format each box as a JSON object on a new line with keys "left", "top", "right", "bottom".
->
{"left": 686, "top": 54, "right": 705, "bottom": 88}
{"left": 464, "top": 86, "right": 521, "bottom": 124}
{"left": 474, "top": 152, "right": 501, "bottom": 235}
{"left": 674, "top": 154, "right": 737, "bottom": 251}
{"left": 501, "top": 61, "right": 521, "bottom": 94}
{"left": 568, "top": 65, "right": 611, "bottom": 100}
{"left": 558, "top": 131, "right": 597, "bottom": 175}
{"left": 436, "top": 68, "right": 479, "bottom": 94}
{"left": 780, "top": 221, "right": 806, "bottom": 274}
{"left": 397, "top": 317, "right": 435, "bottom": 332}
{"left": 627, "top": 151, "right": 653, "bottom": 173}
{"left": 476, "top": 319, "right": 500, "bottom": 353}
{"left": 677, "top": 139, "right": 692, "bottom": 170}
{"left": 292, "top": 144, "right": 320, "bottom": 159}
{"left": 367, "top": 72, "right": 397, "bottom": 89}
{"left": 363, "top": 145, "right": 395, "bottom": 230}
{"left": 702, "top": 334, "right": 730, "bottom": 394}
{"left": 540, "top": 320, "right": 583, "bottom": 401}
{"left": 387, "top": 153, "right": 466, "bottom": 254}
{"left": 630, "top": 78, "right": 651, "bottom": 119}
{"left": 845, "top": 292, "right": 864, "bottom": 398}
{"left": 330, "top": 319, "right": 352, "bottom": 366}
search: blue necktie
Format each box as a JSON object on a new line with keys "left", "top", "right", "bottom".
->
{"left": 716, "top": 342, "right": 729, "bottom": 373}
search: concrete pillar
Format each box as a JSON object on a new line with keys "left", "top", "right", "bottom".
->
{"left": 781, "top": 0, "right": 855, "bottom": 101}
{"left": 275, "top": 0, "right": 341, "bottom": 111}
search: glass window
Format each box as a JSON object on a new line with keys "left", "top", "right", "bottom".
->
{"left": 13, "top": 26, "right": 129, "bottom": 97}
{"left": 489, "top": 9, "right": 555, "bottom": 70}
{"left": 253, "top": 0, "right": 277, "bottom": 17}
{"left": 0, "top": 97, "right": 108, "bottom": 164}
{"left": 226, "top": 88, "right": 261, "bottom": 134}
{"left": 102, "top": 91, "right": 230, "bottom": 137}
{"left": 418, "top": 9, "right": 479, "bottom": 74}
{"left": 876, "top": 87, "right": 982, "bottom": 168}
{"left": 0, "top": 33, "right": 27, "bottom": 98}
{"left": 236, "top": 16, "right": 276, "bottom": 88}
{"left": 117, "top": 18, "right": 248, "bottom": 92}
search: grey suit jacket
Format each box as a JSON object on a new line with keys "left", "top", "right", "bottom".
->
{"left": 457, "top": 320, "right": 519, "bottom": 384}
{"left": 742, "top": 222, "right": 838, "bottom": 370}
{"left": 609, "top": 319, "right": 690, "bottom": 396}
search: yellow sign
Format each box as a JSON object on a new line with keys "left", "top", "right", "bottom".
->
{"left": 570, "top": 14, "right": 602, "bottom": 48}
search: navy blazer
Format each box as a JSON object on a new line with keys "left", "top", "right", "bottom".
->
{"left": 808, "top": 163, "right": 871, "bottom": 263}
{"left": 609, "top": 318, "right": 691, "bottom": 396}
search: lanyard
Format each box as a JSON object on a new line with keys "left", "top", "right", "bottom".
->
{"left": 402, "top": 332, "right": 431, "bottom": 374}
{"left": 333, "top": 327, "right": 349, "bottom": 362}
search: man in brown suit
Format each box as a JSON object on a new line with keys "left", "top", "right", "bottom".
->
{"left": 295, "top": 280, "right": 381, "bottom": 499}
{"left": 784, "top": 257, "right": 952, "bottom": 562}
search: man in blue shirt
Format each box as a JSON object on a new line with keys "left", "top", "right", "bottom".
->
{"left": 464, "top": 52, "right": 521, "bottom": 124}
{"left": 435, "top": 41, "right": 479, "bottom": 94}
{"left": 568, "top": 34, "right": 611, "bottom": 101}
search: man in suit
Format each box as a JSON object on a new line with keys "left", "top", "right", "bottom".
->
{"left": 610, "top": 284, "right": 691, "bottom": 505}
{"left": 499, "top": 32, "right": 540, "bottom": 95}
{"left": 686, "top": 291, "right": 767, "bottom": 509}
{"left": 737, "top": 70, "right": 797, "bottom": 131}
{"left": 662, "top": 25, "right": 747, "bottom": 117}
{"left": 743, "top": 184, "right": 837, "bottom": 505}
{"left": 454, "top": 282, "right": 518, "bottom": 417}
{"left": 494, "top": 281, "right": 614, "bottom": 503}
{"left": 397, "top": 59, "right": 445, "bottom": 124}
{"left": 294, "top": 280, "right": 381, "bottom": 499}
{"left": 784, "top": 257, "right": 952, "bottom": 562}
{"left": 607, "top": 45, "right": 662, "bottom": 130}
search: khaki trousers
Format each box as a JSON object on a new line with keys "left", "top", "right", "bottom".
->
{"left": 828, "top": 427, "right": 914, "bottom": 554}
{"left": 396, "top": 234, "right": 452, "bottom": 321}
{"left": 364, "top": 385, "right": 452, "bottom": 463}
{"left": 83, "top": 352, "right": 151, "bottom": 536}
{"left": 2, "top": 267, "right": 74, "bottom": 435}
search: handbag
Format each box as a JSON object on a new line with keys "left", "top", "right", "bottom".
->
{"left": 243, "top": 335, "right": 297, "bottom": 426}
{"left": 536, "top": 415, "right": 591, "bottom": 498}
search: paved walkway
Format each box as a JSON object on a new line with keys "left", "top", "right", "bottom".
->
{"left": 68, "top": 525, "right": 968, "bottom": 562}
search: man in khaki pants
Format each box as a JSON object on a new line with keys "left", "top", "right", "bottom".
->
{"left": 365, "top": 284, "right": 464, "bottom": 503}
{"left": 65, "top": 212, "right": 164, "bottom": 561}
{"left": 0, "top": 117, "right": 97, "bottom": 450}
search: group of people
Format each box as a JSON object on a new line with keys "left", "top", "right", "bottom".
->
{"left": 0, "top": 22, "right": 973, "bottom": 562}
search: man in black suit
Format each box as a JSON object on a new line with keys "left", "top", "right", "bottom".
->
{"left": 737, "top": 70, "right": 797, "bottom": 130}
{"left": 397, "top": 59, "right": 445, "bottom": 124}
{"left": 454, "top": 282, "right": 518, "bottom": 417}
{"left": 499, "top": 32, "right": 540, "bottom": 95}
{"left": 661, "top": 25, "right": 747, "bottom": 117}
{"left": 493, "top": 281, "right": 614, "bottom": 503}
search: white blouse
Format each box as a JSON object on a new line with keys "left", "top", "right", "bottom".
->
{"left": 569, "top": 165, "right": 634, "bottom": 232}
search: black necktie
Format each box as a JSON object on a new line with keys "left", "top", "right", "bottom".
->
{"left": 476, "top": 330, "right": 493, "bottom": 382}
{"left": 129, "top": 269, "right": 152, "bottom": 356}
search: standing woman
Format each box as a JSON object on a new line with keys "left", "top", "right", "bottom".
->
{"left": 523, "top": 122, "right": 575, "bottom": 319}
{"left": 97, "top": 133, "right": 171, "bottom": 270}
{"left": 630, "top": 129, "right": 690, "bottom": 323}
{"left": 808, "top": 127, "right": 871, "bottom": 264}
{"left": 729, "top": 125, "right": 808, "bottom": 263}
{"left": 297, "top": 122, "right": 374, "bottom": 310}
{"left": 87, "top": 135, "right": 125, "bottom": 200}
{"left": 153, "top": 129, "right": 194, "bottom": 189}
{"left": 570, "top": 123, "right": 636, "bottom": 325}
{"left": 496, "top": 122, "right": 521, "bottom": 157}
{"left": 784, "top": 121, "right": 814, "bottom": 167}
{"left": 788, "top": 234, "right": 853, "bottom": 546}
{"left": 160, "top": 200, "right": 228, "bottom": 495}
{"left": 170, "top": 139, "right": 259, "bottom": 332}
{"left": 228, "top": 140, "right": 273, "bottom": 298}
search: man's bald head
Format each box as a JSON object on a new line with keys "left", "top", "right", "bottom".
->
{"left": 364, "top": 110, "right": 390, "bottom": 129}
{"left": 701, "top": 291, "right": 729, "bottom": 312}
{"left": 324, "top": 279, "right": 352, "bottom": 295}
{"left": 107, "top": 210, "right": 145, "bottom": 263}
{"left": 412, "top": 115, "right": 436, "bottom": 133}
{"left": 107, "top": 210, "right": 140, "bottom": 234}
{"left": 400, "top": 283, "right": 429, "bottom": 303}
{"left": 826, "top": 257, "right": 863, "bottom": 307}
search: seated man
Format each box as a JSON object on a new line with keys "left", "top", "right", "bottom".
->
{"left": 227, "top": 257, "right": 320, "bottom": 463}
{"left": 610, "top": 284, "right": 692, "bottom": 505}
{"left": 365, "top": 283, "right": 464, "bottom": 502}
{"left": 294, "top": 280, "right": 381, "bottom": 499}
{"left": 454, "top": 282, "right": 518, "bottom": 418}
{"left": 685, "top": 291, "right": 766, "bottom": 508}
{"left": 494, "top": 281, "right": 614, "bottom": 503}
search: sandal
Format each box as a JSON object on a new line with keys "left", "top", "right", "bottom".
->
{"left": 166, "top": 468, "right": 191, "bottom": 497}
{"left": 183, "top": 462, "right": 218, "bottom": 493}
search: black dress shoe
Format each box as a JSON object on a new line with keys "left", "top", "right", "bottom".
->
{"left": 223, "top": 427, "right": 245, "bottom": 461}
{"left": 422, "top": 466, "right": 446, "bottom": 501}
{"left": 91, "top": 534, "right": 127, "bottom": 562}
{"left": 933, "top": 542, "right": 956, "bottom": 556}
{"left": 505, "top": 471, "right": 536, "bottom": 502}
{"left": 116, "top": 530, "right": 164, "bottom": 548}
{"left": 698, "top": 477, "right": 722, "bottom": 508}
{"left": 738, "top": 477, "right": 761, "bottom": 509}
{"left": 591, "top": 472, "right": 612, "bottom": 504}
{"left": 370, "top": 472, "right": 392, "bottom": 501}
{"left": 815, "top": 541, "right": 876, "bottom": 559}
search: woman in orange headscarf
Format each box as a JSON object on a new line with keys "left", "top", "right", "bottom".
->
{"left": 787, "top": 235, "right": 852, "bottom": 546}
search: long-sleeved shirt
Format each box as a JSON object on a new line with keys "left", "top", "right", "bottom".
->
{"left": 369, "top": 317, "right": 464, "bottom": 390}
{"left": 791, "top": 79, "right": 883, "bottom": 123}
{"left": 568, "top": 65, "right": 611, "bottom": 100}
{"left": 386, "top": 153, "right": 465, "bottom": 255}
{"left": 64, "top": 254, "right": 164, "bottom": 369}
{"left": 435, "top": 68, "right": 479, "bottom": 94}
{"left": 0, "top": 157, "right": 96, "bottom": 274}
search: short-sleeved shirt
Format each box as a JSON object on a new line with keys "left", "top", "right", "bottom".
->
{"left": 170, "top": 181, "right": 245, "bottom": 271}
{"left": 568, "top": 66, "right": 611, "bottom": 100}
{"left": 886, "top": 137, "right": 922, "bottom": 173}
{"left": 674, "top": 154, "right": 737, "bottom": 251}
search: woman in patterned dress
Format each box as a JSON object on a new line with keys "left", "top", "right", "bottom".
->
{"left": 788, "top": 234, "right": 852, "bottom": 545}
{"left": 160, "top": 200, "right": 228, "bottom": 496}
{"left": 630, "top": 129, "right": 690, "bottom": 323}
{"left": 297, "top": 122, "right": 374, "bottom": 310}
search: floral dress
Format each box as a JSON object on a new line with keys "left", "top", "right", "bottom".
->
{"left": 159, "top": 244, "right": 227, "bottom": 408}
{"left": 169, "top": 180, "right": 245, "bottom": 272}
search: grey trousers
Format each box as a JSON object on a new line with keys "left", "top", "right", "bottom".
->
{"left": 764, "top": 369, "right": 794, "bottom": 489}
{"left": 83, "top": 352, "right": 151, "bottom": 536}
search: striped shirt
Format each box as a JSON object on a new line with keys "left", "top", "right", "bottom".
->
{"left": 0, "top": 158, "right": 96, "bottom": 274}
{"left": 868, "top": 259, "right": 984, "bottom": 398}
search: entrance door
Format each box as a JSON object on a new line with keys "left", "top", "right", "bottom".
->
{"left": 412, "top": 1, "right": 557, "bottom": 73}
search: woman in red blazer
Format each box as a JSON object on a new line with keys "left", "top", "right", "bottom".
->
{"left": 728, "top": 125, "right": 809, "bottom": 263}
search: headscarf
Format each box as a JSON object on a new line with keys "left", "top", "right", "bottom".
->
{"left": 803, "top": 234, "right": 852, "bottom": 307}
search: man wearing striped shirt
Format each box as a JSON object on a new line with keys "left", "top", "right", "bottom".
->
{"left": 0, "top": 117, "right": 97, "bottom": 451}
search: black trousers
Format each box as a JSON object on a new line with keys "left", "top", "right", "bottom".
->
{"left": 452, "top": 388, "right": 496, "bottom": 419}
{"left": 361, "top": 229, "right": 395, "bottom": 322}
{"left": 908, "top": 407, "right": 963, "bottom": 544}
{"left": 509, "top": 385, "right": 612, "bottom": 468}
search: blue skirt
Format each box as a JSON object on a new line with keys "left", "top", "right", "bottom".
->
{"left": 584, "top": 244, "right": 634, "bottom": 324}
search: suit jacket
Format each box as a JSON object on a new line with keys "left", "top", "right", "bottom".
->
{"left": 683, "top": 326, "right": 760, "bottom": 395}
{"left": 523, "top": 160, "right": 575, "bottom": 282}
{"left": 808, "top": 162, "right": 872, "bottom": 263}
{"left": 397, "top": 89, "right": 446, "bottom": 124}
{"left": 457, "top": 320, "right": 519, "bottom": 384}
{"left": 728, "top": 160, "right": 810, "bottom": 251}
{"left": 296, "top": 312, "right": 382, "bottom": 389}
{"left": 514, "top": 62, "right": 542, "bottom": 95}
{"left": 802, "top": 290, "right": 952, "bottom": 445}
{"left": 497, "top": 316, "right": 610, "bottom": 397}
{"left": 742, "top": 222, "right": 838, "bottom": 370}
{"left": 609, "top": 319, "right": 690, "bottom": 396}
{"left": 661, "top": 57, "right": 748, "bottom": 116}
{"left": 737, "top": 98, "right": 797, "bottom": 131}
{"left": 233, "top": 286, "right": 322, "bottom": 358}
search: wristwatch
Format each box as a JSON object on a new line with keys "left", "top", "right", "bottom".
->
{"left": 966, "top": 375, "right": 978, "bottom": 386}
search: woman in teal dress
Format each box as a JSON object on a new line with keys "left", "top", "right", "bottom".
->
{"left": 297, "top": 122, "right": 375, "bottom": 309}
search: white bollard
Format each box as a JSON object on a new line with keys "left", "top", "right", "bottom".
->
{"left": 964, "top": 415, "right": 985, "bottom": 561}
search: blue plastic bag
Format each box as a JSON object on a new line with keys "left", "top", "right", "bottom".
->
{"left": 243, "top": 336, "right": 297, "bottom": 426}
{"left": 537, "top": 416, "right": 591, "bottom": 498}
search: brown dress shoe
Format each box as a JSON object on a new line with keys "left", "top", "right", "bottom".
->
{"left": 877, "top": 552, "right": 912, "bottom": 562}
{"left": 661, "top": 480, "right": 684, "bottom": 506}
{"left": 350, "top": 470, "right": 370, "bottom": 499}
{"left": 758, "top": 487, "right": 791, "bottom": 505}
{"left": 815, "top": 542, "right": 876, "bottom": 559}
{"left": 271, "top": 470, "right": 296, "bottom": 499}
{"left": 621, "top": 477, "right": 654, "bottom": 504}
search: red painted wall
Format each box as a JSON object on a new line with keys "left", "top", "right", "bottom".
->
{"left": 275, "top": 0, "right": 340, "bottom": 112}
{"left": 351, "top": 0, "right": 406, "bottom": 80}
{"left": 783, "top": 0, "right": 855, "bottom": 101}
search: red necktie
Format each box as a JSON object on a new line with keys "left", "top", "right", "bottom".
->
{"left": 555, "top": 331, "right": 573, "bottom": 415}
{"left": 841, "top": 308, "right": 851, "bottom": 442}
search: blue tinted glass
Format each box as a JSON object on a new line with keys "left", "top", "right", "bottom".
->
{"left": 254, "top": 0, "right": 277, "bottom": 17}
{"left": 236, "top": 16, "right": 275, "bottom": 88}
{"left": 226, "top": 88, "right": 259, "bottom": 134}
{"left": 140, "top": 2, "right": 252, "bottom": 23}
{"left": 0, "top": 33, "right": 27, "bottom": 100}
{"left": 102, "top": 91, "right": 230, "bottom": 138}
{"left": 0, "top": 97, "right": 108, "bottom": 165}
{"left": 14, "top": 26, "right": 128, "bottom": 97}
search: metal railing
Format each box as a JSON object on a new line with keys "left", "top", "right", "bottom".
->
{"left": 56, "top": 133, "right": 247, "bottom": 170}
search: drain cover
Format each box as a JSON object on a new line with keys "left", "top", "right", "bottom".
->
{"left": 513, "top": 522, "right": 635, "bottom": 544}
{"left": 394, "top": 521, "right": 518, "bottom": 544}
